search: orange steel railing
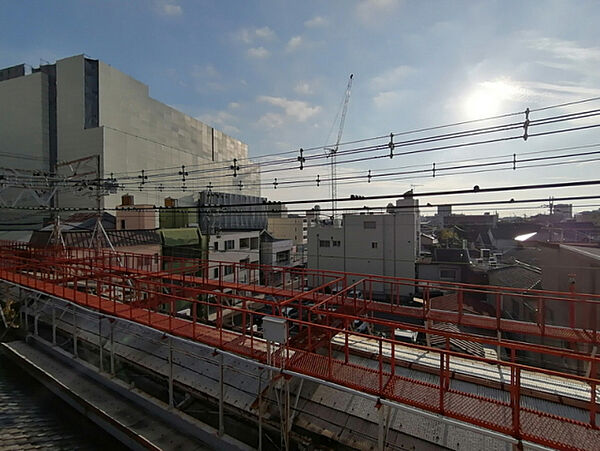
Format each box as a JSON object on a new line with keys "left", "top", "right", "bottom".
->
{"left": 1, "top": 241, "right": 599, "bottom": 450}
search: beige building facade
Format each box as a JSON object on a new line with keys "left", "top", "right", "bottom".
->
{"left": 0, "top": 55, "right": 260, "bottom": 228}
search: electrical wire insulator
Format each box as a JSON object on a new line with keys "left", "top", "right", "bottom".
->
{"left": 298, "top": 148, "right": 306, "bottom": 170}
{"left": 230, "top": 159, "right": 240, "bottom": 177}
{"left": 389, "top": 133, "right": 395, "bottom": 159}
{"left": 523, "top": 108, "right": 530, "bottom": 141}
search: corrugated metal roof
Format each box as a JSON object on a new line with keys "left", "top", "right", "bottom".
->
{"left": 30, "top": 229, "right": 161, "bottom": 248}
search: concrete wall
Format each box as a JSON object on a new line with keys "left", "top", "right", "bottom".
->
{"left": 55, "top": 55, "right": 104, "bottom": 209}
{"left": 308, "top": 204, "right": 419, "bottom": 296}
{"left": 0, "top": 71, "right": 49, "bottom": 170}
{"left": 1, "top": 54, "right": 259, "bottom": 222}
{"left": 116, "top": 204, "right": 157, "bottom": 230}
{"left": 209, "top": 231, "right": 260, "bottom": 283}
{"left": 0, "top": 70, "right": 51, "bottom": 227}
{"left": 97, "top": 60, "right": 259, "bottom": 210}
{"left": 267, "top": 217, "right": 307, "bottom": 245}
{"left": 260, "top": 239, "right": 293, "bottom": 266}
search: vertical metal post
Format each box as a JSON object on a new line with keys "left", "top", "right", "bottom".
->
{"left": 219, "top": 352, "right": 224, "bottom": 437}
{"left": 439, "top": 352, "right": 445, "bottom": 414}
{"left": 258, "top": 369, "right": 263, "bottom": 451}
{"left": 511, "top": 366, "right": 521, "bottom": 438}
{"left": 99, "top": 316, "right": 104, "bottom": 372}
{"left": 23, "top": 290, "right": 29, "bottom": 341}
{"left": 285, "top": 376, "right": 290, "bottom": 451}
{"left": 73, "top": 305, "right": 78, "bottom": 358}
{"left": 168, "top": 336, "right": 174, "bottom": 408}
{"left": 378, "top": 339, "right": 383, "bottom": 393}
{"left": 52, "top": 305, "right": 56, "bottom": 345}
{"left": 110, "top": 320, "right": 115, "bottom": 376}
{"left": 33, "top": 297, "right": 38, "bottom": 336}
{"left": 378, "top": 404, "right": 385, "bottom": 451}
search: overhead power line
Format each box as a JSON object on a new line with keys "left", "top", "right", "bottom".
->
{"left": 1, "top": 180, "right": 599, "bottom": 213}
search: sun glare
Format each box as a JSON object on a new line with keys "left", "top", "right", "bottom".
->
{"left": 463, "top": 80, "right": 521, "bottom": 120}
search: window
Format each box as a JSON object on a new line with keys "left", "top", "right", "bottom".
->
{"left": 239, "top": 238, "right": 249, "bottom": 249}
{"left": 213, "top": 241, "right": 219, "bottom": 251}
{"left": 319, "top": 240, "right": 330, "bottom": 248}
{"left": 240, "top": 258, "right": 249, "bottom": 265}
{"left": 224, "top": 265, "right": 234, "bottom": 276}
{"left": 371, "top": 242, "right": 378, "bottom": 248}
{"left": 250, "top": 237, "right": 259, "bottom": 249}
{"left": 440, "top": 269, "right": 457, "bottom": 281}
{"left": 332, "top": 240, "right": 341, "bottom": 247}
{"left": 213, "top": 267, "right": 219, "bottom": 278}
{"left": 225, "top": 239, "right": 235, "bottom": 250}
{"left": 364, "top": 221, "right": 376, "bottom": 229}
{"left": 276, "top": 250, "right": 290, "bottom": 264}
{"left": 120, "top": 220, "right": 126, "bottom": 229}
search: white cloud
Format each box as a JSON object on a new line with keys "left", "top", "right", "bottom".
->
{"left": 255, "top": 26, "right": 275, "bottom": 40}
{"left": 247, "top": 47, "right": 270, "bottom": 59}
{"left": 294, "top": 82, "right": 313, "bottom": 95}
{"left": 236, "top": 26, "right": 276, "bottom": 44}
{"left": 304, "top": 16, "right": 328, "bottom": 28}
{"left": 258, "top": 96, "right": 321, "bottom": 122}
{"left": 356, "top": 0, "right": 401, "bottom": 25}
{"left": 155, "top": 0, "right": 182, "bottom": 16}
{"left": 257, "top": 112, "right": 285, "bottom": 129}
{"left": 370, "top": 65, "right": 413, "bottom": 90}
{"left": 528, "top": 37, "right": 600, "bottom": 62}
{"left": 286, "top": 36, "right": 303, "bottom": 53}
{"left": 228, "top": 102, "right": 241, "bottom": 109}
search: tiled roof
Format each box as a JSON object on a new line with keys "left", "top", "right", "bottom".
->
{"left": 488, "top": 265, "right": 542, "bottom": 290}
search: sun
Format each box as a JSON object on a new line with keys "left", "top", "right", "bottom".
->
{"left": 463, "top": 80, "right": 520, "bottom": 120}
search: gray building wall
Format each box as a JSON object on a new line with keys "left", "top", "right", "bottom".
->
{"left": 0, "top": 70, "right": 52, "bottom": 227}
{"left": 307, "top": 199, "right": 419, "bottom": 296}
{"left": 0, "top": 54, "right": 260, "bottom": 225}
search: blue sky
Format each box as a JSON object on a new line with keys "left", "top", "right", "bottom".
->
{"left": 2, "top": 0, "right": 600, "bottom": 215}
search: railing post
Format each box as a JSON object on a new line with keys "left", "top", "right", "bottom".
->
{"left": 219, "top": 352, "right": 225, "bottom": 436}
{"left": 570, "top": 298, "right": 576, "bottom": 329}
{"left": 511, "top": 366, "right": 521, "bottom": 438}
{"left": 590, "top": 359, "right": 597, "bottom": 428}
{"left": 328, "top": 330, "right": 333, "bottom": 379}
{"left": 378, "top": 339, "right": 383, "bottom": 393}
{"left": 439, "top": 351, "right": 445, "bottom": 414}
{"left": 495, "top": 293, "right": 502, "bottom": 331}
{"left": 591, "top": 379, "right": 597, "bottom": 428}
{"left": 458, "top": 288, "right": 464, "bottom": 324}
{"left": 168, "top": 336, "right": 174, "bottom": 408}
{"left": 344, "top": 326, "right": 349, "bottom": 364}
{"left": 537, "top": 297, "right": 545, "bottom": 336}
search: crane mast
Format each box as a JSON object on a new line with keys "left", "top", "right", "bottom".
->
{"left": 329, "top": 74, "right": 353, "bottom": 220}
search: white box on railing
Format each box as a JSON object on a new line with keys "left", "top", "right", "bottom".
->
{"left": 263, "top": 316, "right": 287, "bottom": 343}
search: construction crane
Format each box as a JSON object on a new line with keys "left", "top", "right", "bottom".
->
{"left": 326, "top": 74, "right": 353, "bottom": 220}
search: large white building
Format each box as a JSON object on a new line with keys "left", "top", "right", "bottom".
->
{"left": 0, "top": 54, "right": 259, "bottom": 228}
{"left": 307, "top": 198, "right": 420, "bottom": 297}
